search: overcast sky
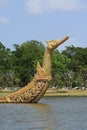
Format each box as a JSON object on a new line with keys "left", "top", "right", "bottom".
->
{"left": 0, "top": 0, "right": 87, "bottom": 51}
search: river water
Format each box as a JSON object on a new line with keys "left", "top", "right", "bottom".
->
{"left": 0, "top": 97, "right": 87, "bottom": 130}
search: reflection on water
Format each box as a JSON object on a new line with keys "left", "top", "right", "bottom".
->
{"left": 0, "top": 97, "right": 87, "bottom": 130}
{"left": 0, "top": 102, "right": 55, "bottom": 130}
{"left": 22, "top": 103, "right": 54, "bottom": 130}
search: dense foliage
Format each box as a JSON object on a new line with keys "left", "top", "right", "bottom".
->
{"left": 0, "top": 41, "right": 87, "bottom": 89}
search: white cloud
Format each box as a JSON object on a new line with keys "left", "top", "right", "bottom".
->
{"left": 0, "top": 0, "right": 10, "bottom": 9}
{"left": 0, "top": 16, "right": 11, "bottom": 24}
{"left": 26, "top": 0, "right": 86, "bottom": 15}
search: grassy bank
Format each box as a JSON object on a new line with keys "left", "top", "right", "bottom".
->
{"left": 45, "top": 89, "right": 87, "bottom": 97}
{"left": 0, "top": 92, "right": 10, "bottom": 97}
{"left": 0, "top": 89, "right": 87, "bottom": 97}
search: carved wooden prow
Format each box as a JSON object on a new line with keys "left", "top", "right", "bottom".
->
{"left": 0, "top": 35, "right": 69, "bottom": 103}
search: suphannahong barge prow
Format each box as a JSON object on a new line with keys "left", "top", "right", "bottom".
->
{"left": 0, "top": 35, "right": 69, "bottom": 103}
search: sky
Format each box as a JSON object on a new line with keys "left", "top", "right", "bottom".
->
{"left": 0, "top": 0, "right": 87, "bottom": 51}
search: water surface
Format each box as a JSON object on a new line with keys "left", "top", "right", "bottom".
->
{"left": 0, "top": 97, "right": 87, "bottom": 130}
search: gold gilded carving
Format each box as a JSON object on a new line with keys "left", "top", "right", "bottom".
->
{"left": 0, "top": 35, "right": 69, "bottom": 103}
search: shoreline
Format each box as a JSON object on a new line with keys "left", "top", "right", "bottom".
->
{"left": 0, "top": 89, "right": 87, "bottom": 97}
{"left": 45, "top": 89, "right": 87, "bottom": 97}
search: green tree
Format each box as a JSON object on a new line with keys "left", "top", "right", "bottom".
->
{"left": 0, "top": 42, "right": 13, "bottom": 88}
{"left": 62, "top": 46, "right": 87, "bottom": 87}
{"left": 51, "top": 50, "right": 71, "bottom": 88}
{"left": 80, "top": 66, "right": 87, "bottom": 88}
{"left": 62, "top": 45, "right": 87, "bottom": 72}
{"left": 12, "top": 40, "right": 45, "bottom": 87}
{"left": 64, "top": 70, "right": 74, "bottom": 89}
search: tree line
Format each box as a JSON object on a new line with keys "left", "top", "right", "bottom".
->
{"left": 0, "top": 40, "right": 87, "bottom": 89}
